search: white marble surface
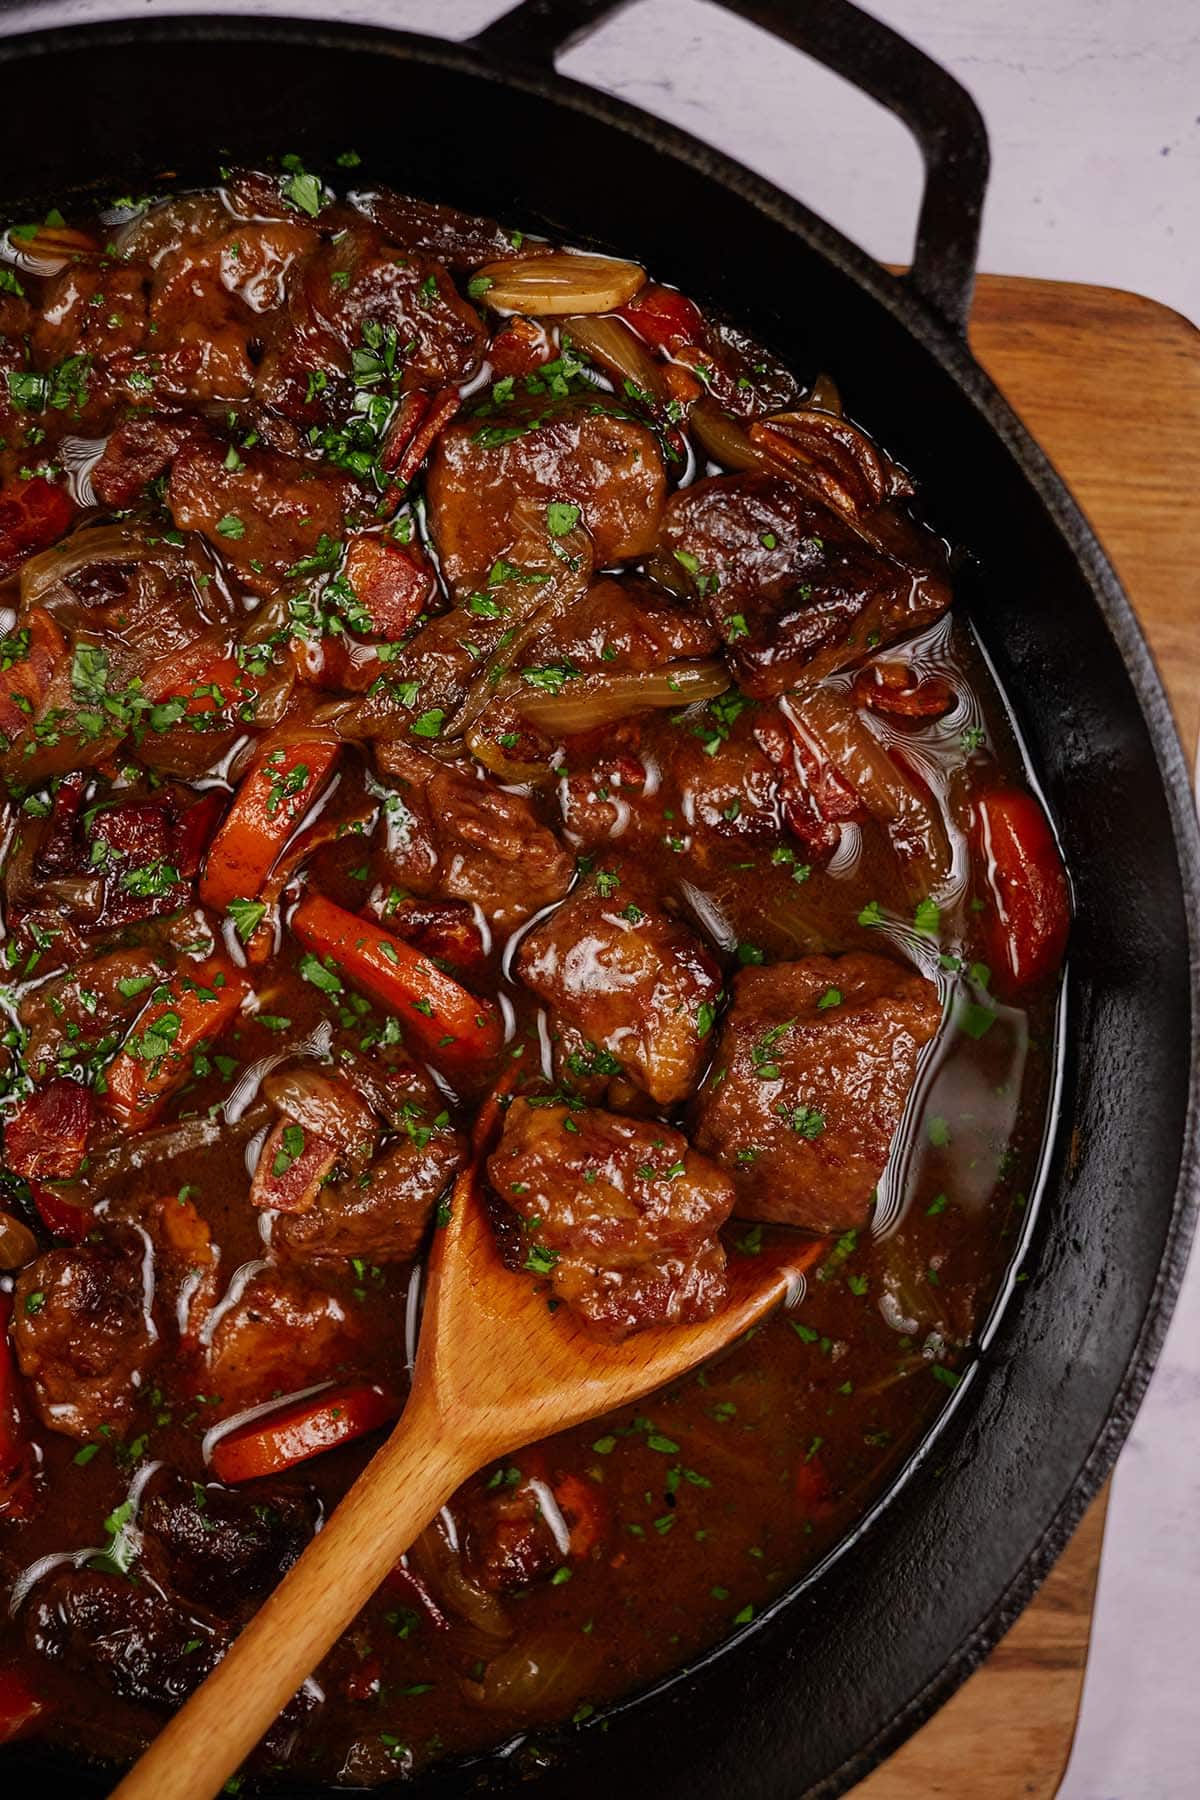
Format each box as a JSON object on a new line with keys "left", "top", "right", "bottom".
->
{"left": 2, "top": 1, "right": 1197, "bottom": 1792}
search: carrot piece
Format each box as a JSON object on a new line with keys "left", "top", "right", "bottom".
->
{"left": 0, "top": 606, "right": 66, "bottom": 741}
{"left": 4, "top": 1077, "right": 92, "bottom": 1179}
{"left": 199, "top": 734, "right": 340, "bottom": 912}
{"left": 144, "top": 647, "right": 260, "bottom": 721}
{"left": 102, "top": 954, "right": 250, "bottom": 1130}
{"left": 209, "top": 1382, "right": 398, "bottom": 1483}
{"left": 249, "top": 1118, "right": 339, "bottom": 1213}
{"left": 618, "top": 283, "right": 705, "bottom": 354}
{"left": 488, "top": 316, "right": 554, "bottom": 378}
{"left": 0, "top": 1665, "right": 47, "bottom": 1744}
{"left": 290, "top": 892, "right": 503, "bottom": 1076}
{"left": 974, "top": 788, "right": 1070, "bottom": 994}
{"left": 553, "top": 1471, "right": 606, "bottom": 1558}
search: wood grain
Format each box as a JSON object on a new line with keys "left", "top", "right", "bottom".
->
{"left": 854, "top": 273, "right": 1200, "bottom": 1798}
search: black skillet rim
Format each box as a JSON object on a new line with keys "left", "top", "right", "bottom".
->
{"left": 0, "top": 8, "right": 1195, "bottom": 1796}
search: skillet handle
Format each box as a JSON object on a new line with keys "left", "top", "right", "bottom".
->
{"left": 472, "top": 0, "right": 988, "bottom": 336}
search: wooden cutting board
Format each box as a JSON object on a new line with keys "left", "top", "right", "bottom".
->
{"left": 854, "top": 274, "right": 1200, "bottom": 1798}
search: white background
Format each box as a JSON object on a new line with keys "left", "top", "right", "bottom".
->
{"left": 2, "top": 1, "right": 1198, "bottom": 1793}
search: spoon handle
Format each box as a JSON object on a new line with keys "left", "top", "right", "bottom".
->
{"left": 110, "top": 1391, "right": 471, "bottom": 1800}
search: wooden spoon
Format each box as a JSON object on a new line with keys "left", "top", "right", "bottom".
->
{"left": 111, "top": 1167, "right": 821, "bottom": 1800}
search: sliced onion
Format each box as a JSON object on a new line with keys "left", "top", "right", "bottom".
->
{"left": 4, "top": 223, "right": 100, "bottom": 278}
{"left": 474, "top": 252, "right": 646, "bottom": 316}
{"left": 688, "top": 399, "right": 761, "bottom": 471}
{"left": 750, "top": 410, "right": 886, "bottom": 518}
{"left": 463, "top": 1632, "right": 603, "bottom": 1714}
{"left": 20, "top": 523, "right": 156, "bottom": 606}
{"left": 786, "top": 684, "right": 952, "bottom": 887}
{"left": 560, "top": 313, "right": 670, "bottom": 404}
{"left": 464, "top": 720, "right": 553, "bottom": 784}
{"left": 516, "top": 658, "right": 729, "bottom": 733}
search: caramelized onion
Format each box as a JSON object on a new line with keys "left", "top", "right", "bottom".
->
{"left": 560, "top": 313, "right": 671, "bottom": 404}
{"left": 516, "top": 659, "right": 730, "bottom": 733}
{"left": 786, "top": 685, "right": 952, "bottom": 887}
{"left": 688, "top": 399, "right": 760, "bottom": 471}
{"left": 463, "top": 1633, "right": 603, "bottom": 1714}
{"left": 474, "top": 252, "right": 646, "bottom": 316}
{"left": 20, "top": 523, "right": 156, "bottom": 607}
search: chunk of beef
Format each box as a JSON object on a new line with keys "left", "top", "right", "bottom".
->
{"left": 691, "top": 953, "right": 942, "bottom": 1234}
{"left": 139, "top": 1468, "right": 319, "bottom": 1621}
{"left": 459, "top": 1478, "right": 560, "bottom": 1593}
{"left": 26, "top": 1569, "right": 225, "bottom": 1708}
{"left": 354, "top": 190, "right": 519, "bottom": 270}
{"left": 427, "top": 395, "right": 666, "bottom": 596}
{"left": 488, "top": 1099, "right": 733, "bottom": 1336}
{"left": 168, "top": 440, "right": 348, "bottom": 597}
{"left": 31, "top": 264, "right": 148, "bottom": 381}
{"left": 91, "top": 416, "right": 203, "bottom": 509}
{"left": 297, "top": 226, "right": 486, "bottom": 392}
{"left": 659, "top": 473, "right": 950, "bottom": 696}
{"left": 516, "top": 875, "right": 720, "bottom": 1105}
{"left": 201, "top": 1269, "right": 362, "bottom": 1416}
{"left": 532, "top": 574, "right": 719, "bottom": 672}
{"left": 273, "top": 1116, "right": 464, "bottom": 1267}
{"left": 374, "top": 742, "right": 574, "bottom": 931}
{"left": 12, "top": 1243, "right": 158, "bottom": 1438}
{"left": 552, "top": 1239, "right": 728, "bottom": 1339}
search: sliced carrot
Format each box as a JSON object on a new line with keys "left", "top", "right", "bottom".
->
{"left": 199, "top": 734, "right": 340, "bottom": 912}
{"left": 210, "top": 1382, "right": 398, "bottom": 1482}
{"left": 553, "top": 1471, "right": 606, "bottom": 1558}
{"left": 144, "top": 647, "right": 260, "bottom": 721}
{"left": 0, "top": 607, "right": 66, "bottom": 741}
{"left": 249, "top": 1118, "right": 339, "bottom": 1213}
{"left": 618, "top": 283, "right": 705, "bottom": 355}
{"left": 290, "top": 892, "right": 503, "bottom": 1077}
{"left": 488, "top": 316, "right": 554, "bottom": 378}
{"left": 974, "top": 788, "right": 1070, "bottom": 994}
{"left": 102, "top": 953, "right": 250, "bottom": 1129}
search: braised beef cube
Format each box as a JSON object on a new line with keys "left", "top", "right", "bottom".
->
{"left": 426, "top": 395, "right": 666, "bottom": 596}
{"left": 374, "top": 742, "right": 574, "bottom": 931}
{"left": 12, "top": 1243, "right": 158, "bottom": 1439}
{"left": 299, "top": 226, "right": 487, "bottom": 391}
{"left": 19, "top": 948, "right": 163, "bottom": 1084}
{"left": 91, "top": 416, "right": 202, "bottom": 509}
{"left": 168, "top": 440, "right": 347, "bottom": 598}
{"left": 139, "top": 1468, "right": 320, "bottom": 1620}
{"left": 202, "top": 1269, "right": 364, "bottom": 1416}
{"left": 460, "top": 1478, "right": 560, "bottom": 1593}
{"left": 516, "top": 875, "right": 721, "bottom": 1105}
{"left": 26, "top": 1569, "right": 225, "bottom": 1708}
{"left": 490, "top": 1100, "right": 734, "bottom": 1268}
{"left": 659, "top": 473, "right": 950, "bottom": 695}
{"left": 31, "top": 265, "right": 148, "bottom": 372}
{"left": 552, "top": 1239, "right": 729, "bottom": 1339}
{"left": 355, "top": 190, "right": 518, "bottom": 270}
{"left": 691, "top": 953, "right": 943, "bottom": 1234}
{"left": 488, "top": 1099, "right": 734, "bottom": 1336}
{"left": 534, "top": 575, "right": 719, "bottom": 672}
{"left": 274, "top": 1126, "right": 465, "bottom": 1267}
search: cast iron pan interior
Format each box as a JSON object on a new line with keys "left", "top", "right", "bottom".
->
{"left": 0, "top": 2, "right": 1195, "bottom": 1795}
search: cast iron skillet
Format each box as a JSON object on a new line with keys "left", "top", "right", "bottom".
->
{"left": 0, "top": 2, "right": 1196, "bottom": 1795}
